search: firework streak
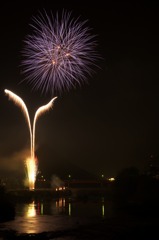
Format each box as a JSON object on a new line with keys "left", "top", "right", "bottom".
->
{"left": 5, "top": 89, "right": 57, "bottom": 189}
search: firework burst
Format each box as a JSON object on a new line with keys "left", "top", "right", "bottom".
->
{"left": 21, "top": 10, "right": 99, "bottom": 95}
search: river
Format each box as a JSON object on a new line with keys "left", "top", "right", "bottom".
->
{"left": 0, "top": 196, "right": 114, "bottom": 234}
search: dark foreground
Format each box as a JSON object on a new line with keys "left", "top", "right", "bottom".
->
{"left": 1, "top": 172, "right": 159, "bottom": 239}
{"left": 0, "top": 214, "right": 158, "bottom": 240}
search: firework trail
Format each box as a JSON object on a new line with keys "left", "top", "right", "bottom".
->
{"left": 5, "top": 89, "right": 57, "bottom": 190}
{"left": 21, "top": 10, "right": 99, "bottom": 95}
{"left": 4, "top": 89, "right": 32, "bottom": 156}
{"left": 32, "top": 96, "right": 57, "bottom": 159}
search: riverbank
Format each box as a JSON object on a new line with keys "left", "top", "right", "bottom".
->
{"left": 0, "top": 214, "right": 158, "bottom": 239}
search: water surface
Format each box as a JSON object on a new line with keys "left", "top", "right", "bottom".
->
{"left": 0, "top": 197, "right": 113, "bottom": 234}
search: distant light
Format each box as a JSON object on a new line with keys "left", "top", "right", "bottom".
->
{"left": 108, "top": 177, "right": 115, "bottom": 181}
{"left": 101, "top": 174, "right": 104, "bottom": 178}
{"left": 56, "top": 186, "right": 66, "bottom": 191}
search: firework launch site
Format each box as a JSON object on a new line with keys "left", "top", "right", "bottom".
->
{"left": 0, "top": 176, "right": 114, "bottom": 202}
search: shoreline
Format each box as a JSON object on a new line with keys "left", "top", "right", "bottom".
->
{"left": 0, "top": 214, "right": 158, "bottom": 239}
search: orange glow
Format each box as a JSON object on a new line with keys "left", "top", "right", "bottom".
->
{"left": 26, "top": 157, "right": 38, "bottom": 190}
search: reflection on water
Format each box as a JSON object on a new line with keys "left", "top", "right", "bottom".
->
{"left": 102, "top": 198, "right": 105, "bottom": 217}
{"left": 0, "top": 197, "right": 112, "bottom": 234}
{"left": 55, "top": 198, "right": 66, "bottom": 214}
{"left": 69, "top": 202, "right": 71, "bottom": 216}
{"left": 16, "top": 197, "right": 107, "bottom": 219}
{"left": 25, "top": 201, "right": 36, "bottom": 217}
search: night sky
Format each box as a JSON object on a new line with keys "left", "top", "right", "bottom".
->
{"left": 0, "top": 1, "right": 159, "bottom": 180}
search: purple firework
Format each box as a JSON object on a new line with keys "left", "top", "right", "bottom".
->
{"left": 21, "top": 10, "right": 99, "bottom": 95}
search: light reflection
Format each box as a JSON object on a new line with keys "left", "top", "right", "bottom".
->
{"left": 69, "top": 202, "right": 71, "bottom": 216}
{"left": 41, "top": 203, "right": 44, "bottom": 215}
{"left": 1, "top": 197, "right": 113, "bottom": 235}
{"left": 36, "top": 202, "right": 44, "bottom": 215}
{"left": 101, "top": 197, "right": 105, "bottom": 217}
{"left": 23, "top": 198, "right": 106, "bottom": 218}
{"left": 26, "top": 201, "right": 36, "bottom": 217}
{"left": 24, "top": 201, "right": 44, "bottom": 217}
{"left": 102, "top": 204, "right": 105, "bottom": 217}
{"left": 55, "top": 198, "right": 66, "bottom": 214}
{"left": 56, "top": 198, "right": 65, "bottom": 208}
